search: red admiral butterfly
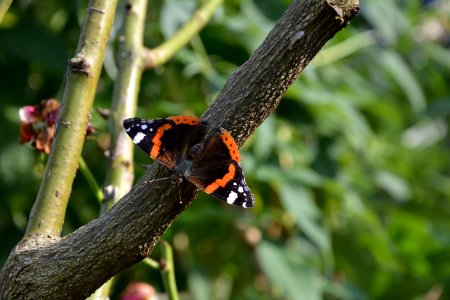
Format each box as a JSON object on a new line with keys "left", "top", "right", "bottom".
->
{"left": 123, "top": 115, "right": 255, "bottom": 208}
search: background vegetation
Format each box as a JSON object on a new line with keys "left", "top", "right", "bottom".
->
{"left": 1, "top": 0, "right": 449, "bottom": 299}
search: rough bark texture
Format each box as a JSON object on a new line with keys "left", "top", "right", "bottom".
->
{"left": 203, "top": 0, "right": 359, "bottom": 143}
{"left": 0, "top": 0, "right": 359, "bottom": 299}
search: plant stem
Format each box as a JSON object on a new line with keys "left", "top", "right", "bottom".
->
{"left": 143, "top": 257, "right": 160, "bottom": 269}
{"left": 79, "top": 156, "right": 103, "bottom": 203}
{"left": 100, "top": 0, "right": 147, "bottom": 215}
{"left": 0, "top": 0, "right": 13, "bottom": 24}
{"left": 86, "top": 278, "right": 114, "bottom": 300}
{"left": 160, "top": 241, "right": 180, "bottom": 300}
{"left": 191, "top": 35, "right": 216, "bottom": 78}
{"left": 90, "top": 1, "right": 148, "bottom": 298}
{"left": 143, "top": 0, "right": 223, "bottom": 69}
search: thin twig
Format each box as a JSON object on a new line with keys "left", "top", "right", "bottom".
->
{"left": 143, "top": 257, "right": 160, "bottom": 269}
{"left": 143, "top": 0, "right": 223, "bottom": 69}
{"left": 101, "top": 0, "right": 147, "bottom": 213}
{"left": 79, "top": 156, "right": 103, "bottom": 203}
{"left": 160, "top": 241, "right": 180, "bottom": 300}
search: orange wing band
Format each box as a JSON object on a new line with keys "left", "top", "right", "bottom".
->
{"left": 219, "top": 130, "right": 240, "bottom": 162}
{"left": 168, "top": 115, "right": 201, "bottom": 125}
{"left": 204, "top": 163, "right": 236, "bottom": 194}
{"left": 150, "top": 123, "right": 172, "bottom": 158}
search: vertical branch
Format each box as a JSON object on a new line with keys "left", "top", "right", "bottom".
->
{"left": 0, "top": 0, "right": 13, "bottom": 24}
{"left": 25, "top": 0, "right": 118, "bottom": 238}
{"left": 79, "top": 157, "right": 103, "bottom": 203}
{"left": 101, "top": 0, "right": 148, "bottom": 214}
{"left": 90, "top": 1, "right": 148, "bottom": 298}
{"left": 101, "top": 0, "right": 224, "bottom": 214}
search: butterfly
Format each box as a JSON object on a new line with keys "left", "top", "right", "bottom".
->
{"left": 123, "top": 115, "right": 255, "bottom": 208}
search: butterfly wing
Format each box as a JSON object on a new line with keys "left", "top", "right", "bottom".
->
{"left": 188, "top": 129, "right": 255, "bottom": 208}
{"left": 123, "top": 116, "right": 206, "bottom": 170}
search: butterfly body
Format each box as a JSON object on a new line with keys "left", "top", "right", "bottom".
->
{"left": 123, "top": 115, "right": 255, "bottom": 208}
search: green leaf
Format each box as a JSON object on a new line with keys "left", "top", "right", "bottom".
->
{"left": 280, "top": 184, "right": 332, "bottom": 262}
{"left": 362, "top": 0, "right": 409, "bottom": 45}
{"left": 256, "top": 241, "right": 322, "bottom": 300}
{"left": 375, "top": 170, "right": 411, "bottom": 201}
{"left": 253, "top": 115, "right": 276, "bottom": 160}
{"left": 379, "top": 50, "right": 426, "bottom": 113}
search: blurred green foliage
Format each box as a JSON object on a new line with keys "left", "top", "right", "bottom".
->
{"left": 1, "top": 0, "right": 450, "bottom": 299}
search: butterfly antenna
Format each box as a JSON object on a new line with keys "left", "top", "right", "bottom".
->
{"left": 144, "top": 176, "right": 172, "bottom": 184}
{"left": 137, "top": 163, "right": 152, "bottom": 171}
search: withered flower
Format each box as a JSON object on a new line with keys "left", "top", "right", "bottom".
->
{"left": 19, "top": 99, "right": 96, "bottom": 154}
{"left": 19, "top": 99, "right": 61, "bottom": 154}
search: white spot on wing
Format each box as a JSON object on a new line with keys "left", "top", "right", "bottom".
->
{"left": 227, "top": 191, "right": 238, "bottom": 204}
{"left": 104, "top": 185, "right": 118, "bottom": 199}
{"left": 238, "top": 186, "right": 244, "bottom": 193}
{"left": 133, "top": 132, "right": 146, "bottom": 144}
{"left": 141, "top": 124, "right": 147, "bottom": 130}
{"left": 125, "top": 127, "right": 131, "bottom": 132}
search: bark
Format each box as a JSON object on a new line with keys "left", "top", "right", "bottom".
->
{"left": 0, "top": 0, "right": 359, "bottom": 298}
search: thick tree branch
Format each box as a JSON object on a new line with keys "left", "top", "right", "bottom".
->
{"left": 0, "top": 0, "right": 359, "bottom": 298}
{"left": 204, "top": 0, "right": 359, "bottom": 141}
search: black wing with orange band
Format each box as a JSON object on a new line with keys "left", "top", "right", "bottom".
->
{"left": 188, "top": 129, "right": 255, "bottom": 208}
{"left": 124, "top": 116, "right": 255, "bottom": 208}
{"left": 123, "top": 115, "right": 207, "bottom": 170}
